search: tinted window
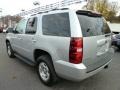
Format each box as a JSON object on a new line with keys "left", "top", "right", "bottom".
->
{"left": 25, "top": 17, "right": 37, "bottom": 34}
{"left": 42, "top": 13, "right": 70, "bottom": 37}
{"left": 16, "top": 19, "right": 27, "bottom": 34}
{"left": 77, "top": 14, "right": 111, "bottom": 37}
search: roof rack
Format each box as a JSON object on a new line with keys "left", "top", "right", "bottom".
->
{"left": 16, "top": 0, "right": 87, "bottom": 17}
{"left": 35, "top": 8, "right": 69, "bottom": 16}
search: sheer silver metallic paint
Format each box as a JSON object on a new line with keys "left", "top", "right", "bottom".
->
{"left": 6, "top": 9, "right": 114, "bottom": 81}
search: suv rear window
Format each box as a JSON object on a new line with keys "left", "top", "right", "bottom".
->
{"left": 77, "top": 11, "right": 111, "bottom": 37}
{"left": 42, "top": 13, "right": 70, "bottom": 37}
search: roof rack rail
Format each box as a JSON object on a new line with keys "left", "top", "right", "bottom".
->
{"left": 16, "top": 0, "right": 87, "bottom": 17}
{"left": 30, "top": 8, "right": 68, "bottom": 16}
{"left": 31, "top": 14, "right": 37, "bottom": 16}
{"left": 60, "top": 8, "right": 69, "bottom": 10}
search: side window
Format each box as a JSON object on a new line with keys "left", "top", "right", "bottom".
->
{"left": 16, "top": 19, "right": 27, "bottom": 34}
{"left": 25, "top": 17, "right": 37, "bottom": 34}
{"left": 42, "top": 13, "right": 70, "bottom": 37}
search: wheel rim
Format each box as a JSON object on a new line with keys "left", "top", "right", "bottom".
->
{"left": 39, "top": 62, "right": 50, "bottom": 82}
{"left": 7, "top": 44, "right": 11, "bottom": 56}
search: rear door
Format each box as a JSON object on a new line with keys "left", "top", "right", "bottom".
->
{"left": 20, "top": 17, "right": 38, "bottom": 61}
{"left": 77, "top": 11, "right": 111, "bottom": 72}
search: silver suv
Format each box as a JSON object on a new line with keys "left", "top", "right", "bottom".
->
{"left": 6, "top": 9, "right": 114, "bottom": 86}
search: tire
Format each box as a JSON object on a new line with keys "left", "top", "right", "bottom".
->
{"left": 6, "top": 41, "right": 15, "bottom": 58}
{"left": 37, "top": 55, "right": 58, "bottom": 86}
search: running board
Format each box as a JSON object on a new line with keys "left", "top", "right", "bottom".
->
{"left": 14, "top": 53, "right": 36, "bottom": 66}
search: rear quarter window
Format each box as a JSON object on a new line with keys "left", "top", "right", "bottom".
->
{"left": 42, "top": 13, "right": 70, "bottom": 37}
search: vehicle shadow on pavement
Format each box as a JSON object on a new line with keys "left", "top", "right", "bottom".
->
{"left": 14, "top": 56, "right": 108, "bottom": 90}
{"left": 113, "top": 46, "right": 120, "bottom": 53}
{"left": 52, "top": 72, "right": 109, "bottom": 90}
{"left": 1, "top": 33, "right": 119, "bottom": 90}
{"left": 115, "top": 49, "right": 120, "bottom": 52}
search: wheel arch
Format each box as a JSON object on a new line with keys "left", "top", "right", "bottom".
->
{"left": 34, "top": 49, "right": 53, "bottom": 63}
{"left": 6, "top": 39, "right": 10, "bottom": 43}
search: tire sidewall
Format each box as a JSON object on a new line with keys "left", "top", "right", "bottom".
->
{"left": 37, "top": 55, "right": 55, "bottom": 86}
{"left": 6, "top": 42, "right": 14, "bottom": 57}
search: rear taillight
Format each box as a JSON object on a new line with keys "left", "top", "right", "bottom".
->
{"left": 69, "top": 37, "right": 83, "bottom": 64}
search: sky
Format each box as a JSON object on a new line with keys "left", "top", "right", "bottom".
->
{"left": 0, "top": 0, "right": 63, "bottom": 15}
{"left": 0, "top": 0, "right": 120, "bottom": 16}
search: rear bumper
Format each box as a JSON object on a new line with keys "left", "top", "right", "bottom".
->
{"left": 55, "top": 59, "right": 111, "bottom": 81}
{"left": 54, "top": 48, "right": 114, "bottom": 81}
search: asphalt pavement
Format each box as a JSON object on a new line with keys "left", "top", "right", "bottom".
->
{"left": 0, "top": 33, "right": 120, "bottom": 90}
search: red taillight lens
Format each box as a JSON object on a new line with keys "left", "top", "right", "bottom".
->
{"left": 69, "top": 37, "right": 83, "bottom": 64}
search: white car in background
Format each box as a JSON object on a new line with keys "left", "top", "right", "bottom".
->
{"left": 3, "top": 29, "right": 7, "bottom": 33}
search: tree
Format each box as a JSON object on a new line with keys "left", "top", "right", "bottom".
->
{"left": 87, "top": 0, "right": 119, "bottom": 21}
{"left": 95, "top": 0, "right": 109, "bottom": 20}
{"left": 0, "top": 15, "right": 22, "bottom": 28}
{"left": 11, "top": 16, "right": 22, "bottom": 23}
{"left": 87, "top": 0, "right": 95, "bottom": 10}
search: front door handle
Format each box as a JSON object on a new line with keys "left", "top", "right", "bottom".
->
{"left": 32, "top": 39, "right": 36, "bottom": 43}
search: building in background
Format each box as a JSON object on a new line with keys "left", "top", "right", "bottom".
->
{"left": 0, "top": 15, "right": 21, "bottom": 28}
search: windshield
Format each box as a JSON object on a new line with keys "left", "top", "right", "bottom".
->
{"left": 77, "top": 11, "right": 111, "bottom": 37}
